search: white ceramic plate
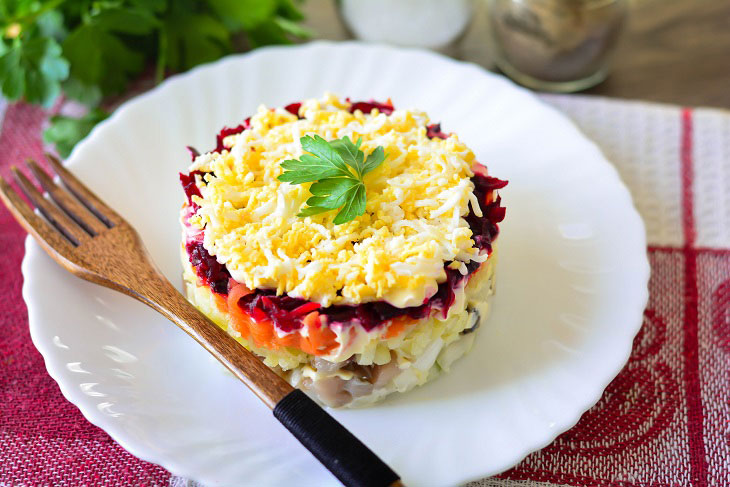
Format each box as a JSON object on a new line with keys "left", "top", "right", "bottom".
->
{"left": 23, "top": 41, "right": 649, "bottom": 487}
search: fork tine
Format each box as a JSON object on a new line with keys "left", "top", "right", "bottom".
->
{"left": 0, "top": 175, "right": 77, "bottom": 260}
{"left": 11, "top": 167, "right": 88, "bottom": 246}
{"left": 44, "top": 153, "right": 120, "bottom": 227}
{"left": 27, "top": 159, "right": 107, "bottom": 236}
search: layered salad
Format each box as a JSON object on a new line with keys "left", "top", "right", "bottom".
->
{"left": 179, "top": 93, "right": 507, "bottom": 407}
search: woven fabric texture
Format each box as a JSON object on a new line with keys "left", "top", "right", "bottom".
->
{"left": 0, "top": 94, "right": 728, "bottom": 487}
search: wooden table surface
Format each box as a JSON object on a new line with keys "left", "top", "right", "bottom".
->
{"left": 302, "top": 0, "right": 730, "bottom": 110}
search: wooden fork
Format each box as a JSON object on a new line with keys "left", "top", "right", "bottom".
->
{"left": 0, "top": 155, "right": 402, "bottom": 487}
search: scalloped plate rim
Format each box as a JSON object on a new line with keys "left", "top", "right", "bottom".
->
{"left": 22, "top": 41, "right": 650, "bottom": 486}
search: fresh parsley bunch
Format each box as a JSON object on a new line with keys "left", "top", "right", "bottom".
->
{"left": 278, "top": 135, "right": 386, "bottom": 224}
{"left": 0, "top": 0, "right": 311, "bottom": 156}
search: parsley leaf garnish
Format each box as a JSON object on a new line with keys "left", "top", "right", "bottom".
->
{"left": 278, "top": 135, "right": 387, "bottom": 225}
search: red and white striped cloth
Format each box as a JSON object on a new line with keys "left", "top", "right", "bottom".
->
{"left": 0, "top": 94, "right": 728, "bottom": 486}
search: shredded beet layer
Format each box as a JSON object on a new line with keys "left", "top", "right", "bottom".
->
{"left": 214, "top": 119, "right": 251, "bottom": 153}
{"left": 284, "top": 102, "right": 302, "bottom": 117}
{"left": 181, "top": 99, "right": 507, "bottom": 332}
{"left": 186, "top": 241, "right": 231, "bottom": 295}
{"left": 179, "top": 170, "right": 203, "bottom": 207}
{"left": 347, "top": 99, "right": 394, "bottom": 116}
{"left": 209, "top": 99, "right": 393, "bottom": 154}
{"left": 467, "top": 174, "right": 507, "bottom": 253}
{"left": 426, "top": 123, "right": 449, "bottom": 140}
{"left": 236, "top": 264, "right": 473, "bottom": 333}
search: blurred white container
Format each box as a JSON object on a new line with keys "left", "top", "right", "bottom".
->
{"left": 337, "top": 0, "right": 474, "bottom": 49}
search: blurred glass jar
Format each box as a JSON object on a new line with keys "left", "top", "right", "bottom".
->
{"left": 336, "top": 0, "right": 474, "bottom": 50}
{"left": 487, "top": 0, "right": 628, "bottom": 92}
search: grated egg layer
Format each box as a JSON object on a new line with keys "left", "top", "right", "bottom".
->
{"left": 186, "top": 93, "right": 488, "bottom": 308}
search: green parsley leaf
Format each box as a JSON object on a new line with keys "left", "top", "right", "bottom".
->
{"left": 330, "top": 135, "right": 363, "bottom": 176}
{"left": 207, "top": 0, "right": 276, "bottom": 30}
{"left": 61, "top": 76, "right": 102, "bottom": 107}
{"left": 301, "top": 134, "right": 352, "bottom": 174}
{"left": 273, "top": 16, "right": 313, "bottom": 39}
{"left": 362, "top": 145, "right": 386, "bottom": 176}
{"left": 278, "top": 135, "right": 352, "bottom": 184}
{"left": 245, "top": 17, "right": 299, "bottom": 48}
{"left": 0, "top": 42, "right": 24, "bottom": 100}
{"left": 0, "top": 0, "right": 312, "bottom": 155}
{"left": 307, "top": 178, "right": 361, "bottom": 209}
{"left": 245, "top": 0, "right": 312, "bottom": 45}
{"left": 333, "top": 183, "right": 366, "bottom": 225}
{"left": 43, "top": 108, "right": 109, "bottom": 158}
{"left": 275, "top": 0, "right": 306, "bottom": 22}
{"left": 279, "top": 135, "right": 387, "bottom": 224}
{"left": 0, "top": 36, "right": 69, "bottom": 107}
{"left": 63, "top": 22, "right": 144, "bottom": 94}
{"left": 36, "top": 10, "right": 67, "bottom": 41}
{"left": 92, "top": 8, "right": 159, "bottom": 35}
{"left": 160, "top": 11, "right": 231, "bottom": 72}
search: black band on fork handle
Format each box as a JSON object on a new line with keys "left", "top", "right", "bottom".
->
{"left": 273, "top": 389, "right": 401, "bottom": 487}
